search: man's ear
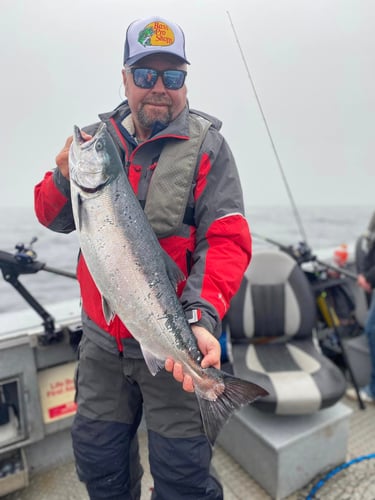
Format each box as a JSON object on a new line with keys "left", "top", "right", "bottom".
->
{"left": 122, "top": 69, "right": 128, "bottom": 97}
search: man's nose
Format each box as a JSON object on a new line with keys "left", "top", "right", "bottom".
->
{"left": 152, "top": 75, "right": 166, "bottom": 91}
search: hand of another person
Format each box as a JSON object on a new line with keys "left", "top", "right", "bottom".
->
{"left": 357, "top": 273, "right": 372, "bottom": 293}
{"left": 55, "top": 131, "right": 92, "bottom": 179}
{"left": 165, "top": 325, "right": 221, "bottom": 393}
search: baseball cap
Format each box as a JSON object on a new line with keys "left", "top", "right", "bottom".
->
{"left": 124, "top": 16, "right": 190, "bottom": 66}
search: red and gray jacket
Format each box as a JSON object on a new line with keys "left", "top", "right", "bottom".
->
{"left": 34, "top": 102, "right": 252, "bottom": 351}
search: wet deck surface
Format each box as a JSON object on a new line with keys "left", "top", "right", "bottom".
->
{"left": 2, "top": 396, "right": 375, "bottom": 499}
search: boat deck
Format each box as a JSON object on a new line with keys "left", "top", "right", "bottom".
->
{"left": 2, "top": 395, "right": 374, "bottom": 500}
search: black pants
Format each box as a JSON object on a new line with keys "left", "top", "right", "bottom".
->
{"left": 71, "top": 334, "right": 223, "bottom": 499}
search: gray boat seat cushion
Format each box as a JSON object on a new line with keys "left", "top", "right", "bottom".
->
{"left": 226, "top": 250, "right": 346, "bottom": 414}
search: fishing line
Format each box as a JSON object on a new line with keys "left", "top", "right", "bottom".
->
{"left": 226, "top": 10, "right": 309, "bottom": 245}
{"left": 305, "top": 453, "right": 375, "bottom": 499}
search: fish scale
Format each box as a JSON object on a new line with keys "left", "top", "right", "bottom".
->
{"left": 69, "top": 122, "right": 268, "bottom": 444}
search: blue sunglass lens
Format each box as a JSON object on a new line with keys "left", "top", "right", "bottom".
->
{"left": 133, "top": 69, "right": 157, "bottom": 88}
{"left": 163, "top": 70, "right": 186, "bottom": 89}
{"left": 132, "top": 69, "right": 186, "bottom": 90}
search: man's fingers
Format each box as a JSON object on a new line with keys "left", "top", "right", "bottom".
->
{"left": 164, "top": 359, "right": 194, "bottom": 392}
{"left": 55, "top": 136, "right": 74, "bottom": 179}
{"left": 201, "top": 353, "right": 217, "bottom": 369}
{"left": 165, "top": 358, "right": 174, "bottom": 372}
{"left": 62, "top": 136, "right": 73, "bottom": 151}
{"left": 172, "top": 362, "right": 184, "bottom": 382}
{"left": 81, "top": 131, "right": 92, "bottom": 141}
{"left": 182, "top": 375, "right": 194, "bottom": 393}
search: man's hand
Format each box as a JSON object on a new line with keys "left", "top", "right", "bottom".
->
{"left": 165, "top": 325, "right": 221, "bottom": 393}
{"left": 55, "top": 131, "right": 92, "bottom": 179}
{"left": 357, "top": 273, "right": 372, "bottom": 293}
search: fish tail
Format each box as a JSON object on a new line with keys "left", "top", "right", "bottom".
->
{"left": 197, "top": 372, "right": 268, "bottom": 445}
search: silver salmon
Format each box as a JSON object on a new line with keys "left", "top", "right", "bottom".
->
{"left": 69, "top": 123, "right": 268, "bottom": 444}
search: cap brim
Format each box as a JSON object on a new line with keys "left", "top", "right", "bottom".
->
{"left": 126, "top": 51, "right": 190, "bottom": 67}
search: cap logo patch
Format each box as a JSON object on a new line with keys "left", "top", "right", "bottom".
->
{"left": 138, "top": 21, "right": 175, "bottom": 48}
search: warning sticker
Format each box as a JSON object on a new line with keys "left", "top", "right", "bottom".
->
{"left": 38, "top": 362, "right": 77, "bottom": 423}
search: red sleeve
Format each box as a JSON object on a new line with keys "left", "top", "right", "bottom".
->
{"left": 202, "top": 214, "right": 252, "bottom": 319}
{"left": 34, "top": 171, "right": 70, "bottom": 228}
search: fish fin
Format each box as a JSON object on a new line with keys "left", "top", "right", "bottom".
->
{"left": 196, "top": 370, "right": 268, "bottom": 445}
{"left": 141, "top": 347, "right": 165, "bottom": 376}
{"left": 162, "top": 250, "right": 186, "bottom": 290}
{"left": 101, "top": 296, "right": 115, "bottom": 324}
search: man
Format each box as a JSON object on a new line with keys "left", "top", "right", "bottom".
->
{"left": 34, "top": 16, "right": 252, "bottom": 500}
{"left": 347, "top": 211, "right": 375, "bottom": 404}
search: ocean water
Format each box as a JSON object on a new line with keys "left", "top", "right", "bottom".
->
{"left": 0, "top": 204, "right": 372, "bottom": 314}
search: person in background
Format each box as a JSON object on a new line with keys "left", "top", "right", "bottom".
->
{"left": 34, "top": 16, "right": 252, "bottom": 500}
{"left": 346, "top": 211, "right": 375, "bottom": 403}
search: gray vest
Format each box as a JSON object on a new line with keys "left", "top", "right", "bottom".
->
{"left": 144, "top": 113, "right": 212, "bottom": 238}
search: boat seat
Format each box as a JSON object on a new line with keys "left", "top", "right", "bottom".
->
{"left": 226, "top": 249, "right": 346, "bottom": 414}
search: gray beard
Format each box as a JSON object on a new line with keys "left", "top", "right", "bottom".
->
{"left": 137, "top": 105, "right": 172, "bottom": 129}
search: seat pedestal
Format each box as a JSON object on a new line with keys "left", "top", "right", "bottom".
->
{"left": 217, "top": 402, "right": 352, "bottom": 499}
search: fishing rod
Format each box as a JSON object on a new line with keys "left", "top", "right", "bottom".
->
{"left": 40, "top": 265, "right": 76, "bottom": 279}
{"left": 0, "top": 249, "right": 76, "bottom": 280}
{"left": 252, "top": 232, "right": 358, "bottom": 280}
{"left": 226, "top": 10, "right": 309, "bottom": 245}
{"left": 0, "top": 238, "right": 77, "bottom": 341}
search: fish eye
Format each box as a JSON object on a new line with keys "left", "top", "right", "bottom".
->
{"left": 95, "top": 140, "right": 104, "bottom": 152}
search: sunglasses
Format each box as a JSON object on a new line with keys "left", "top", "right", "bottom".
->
{"left": 128, "top": 68, "right": 187, "bottom": 90}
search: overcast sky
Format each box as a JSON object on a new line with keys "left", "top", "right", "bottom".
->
{"left": 1, "top": 0, "right": 373, "bottom": 209}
